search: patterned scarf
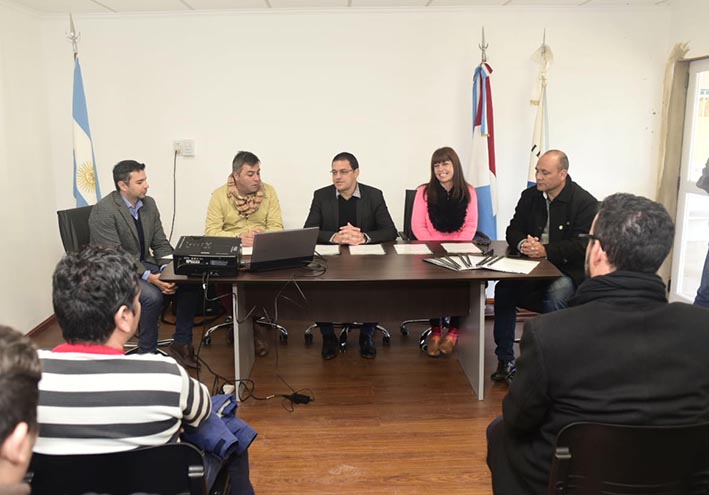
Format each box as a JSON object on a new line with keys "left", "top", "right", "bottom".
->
{"left": 227, "top": 175, "right": 264, "bottom": 218}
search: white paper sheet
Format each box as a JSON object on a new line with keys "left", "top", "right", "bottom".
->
{"left": 393, "top": 244, "right": 433, "bottom": 255}
{"left": 348, "top": 244, "right": 386, "bottom": 255}
{"left": 441, "top": 242, "right": 482, "bottom": 254}
{"left": 315, "top": 245, "right": 341, "bottom": 256}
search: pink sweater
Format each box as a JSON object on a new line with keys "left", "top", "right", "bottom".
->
{"left": 411, "top": 184, "right": 478, "bottom": 241}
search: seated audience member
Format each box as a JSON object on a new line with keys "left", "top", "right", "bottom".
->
{"left": 486, "top": 193, "right": 709, "bottom": 495}
{"left": 491, "top": 149, "right": 597, "bottom": 383}
{"left": 695, "top": 157, "right": 709, "bottom": 308}
{"left": 304, "top": 151, "right": 397, "bottom": 360}
{"left": 205, "top": 150, "right": 284, "bottom": 357}
{"left": 411, "top": 146, "right": 478, "bottom": 357}
{"left": 35, "top": 246, "right": 255, "bottom": 495}
{"left": 0, "top": 325, "right": 41, "bottom": 493}
{"left": 89, "top": 160, "right": 201, "bottom": 369}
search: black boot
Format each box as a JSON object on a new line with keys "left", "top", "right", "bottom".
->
{"left": 359, "top": 331, "right": 376, "bottom": 359}
{"left": 321, "top": 333, "right": 338, "bottom": 360}
{"left": 490, "top": 359, "right": 516, "bottom": 383}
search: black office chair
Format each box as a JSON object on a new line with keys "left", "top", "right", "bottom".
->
{"left": 57, "top": 205, "right": 173, "bottom": 353}
{"left": 57, "top": 205, "right": 94, "bottom": 252}
{"left": 26, "top": 443, "right": 211, "bottom": 495}
{"left": 548, "top": 421, "right": 709, "bottom": 495}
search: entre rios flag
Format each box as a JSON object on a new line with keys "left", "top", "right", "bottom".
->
{"left": 72, "top": 56, "right": 100, "bottom": 206}
{"left": 468, "top": 62, "right": 497, "bottom": 239}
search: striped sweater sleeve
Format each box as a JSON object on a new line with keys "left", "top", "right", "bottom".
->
{"left": 177, "top": 363, "right": 211, "bottom": 427}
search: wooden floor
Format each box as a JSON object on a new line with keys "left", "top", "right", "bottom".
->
{"left": 31, "top": 316, "right": 517, "bottom": 495}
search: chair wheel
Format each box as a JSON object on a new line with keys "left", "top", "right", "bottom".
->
{"left": 383, "top": 335, "right": 391, "bottom": 346}
{"left": 279, "top": 333, "right": 288, "bottom": 344}
{"left": 203, "top": 336, "right": 212, "bottom": 346}
{"left": 226, "top": 329, "right": 234, "bottom": 345}
{"left": 419, "top": 340, "right": 427, "bottom": 351}
{"left": 304, "top": 333, "right": 314, "bottom": 345}
{"left": 400, "top": 328, "right": 409, "bottom": 336}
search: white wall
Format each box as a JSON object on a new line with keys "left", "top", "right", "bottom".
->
{"left": 669, "top": 0, "right": 709, "bottom": 58}
{"left": 4, "top": 4, "right": 674, "bottom": 330}
{"left": 40, "top": 6, "right": 669, "bottom": 232}
{"left": 0, "top": 2, "right": 57, "bottom": 332}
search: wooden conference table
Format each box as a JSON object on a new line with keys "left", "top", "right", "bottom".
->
{"left": 162, "top": 240, "right": 561, "bottom": 400}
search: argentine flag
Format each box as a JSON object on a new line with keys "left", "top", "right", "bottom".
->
{"left": 73, "top": 57, "right": 100, "bottom": 206}
{"left": 468, "top": 62, "right": 497, "bottom": 239}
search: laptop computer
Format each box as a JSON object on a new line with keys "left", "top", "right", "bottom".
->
{"left": 246, "top": 227, "right": 319, "bottom": 272}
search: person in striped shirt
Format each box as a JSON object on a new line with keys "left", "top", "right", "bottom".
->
{"left": 35, "top": 245, "right": 254, "bottom": 494}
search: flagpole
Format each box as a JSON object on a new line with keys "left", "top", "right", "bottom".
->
{"left": 67, "top": 13, "right": 79, "bottom": 61}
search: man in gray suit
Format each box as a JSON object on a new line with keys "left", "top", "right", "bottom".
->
{"left": 89, "top": 160, "right": 200, "bottom": 368}
{"left": 304, "top": 151, "right": 397, "bottom": 360}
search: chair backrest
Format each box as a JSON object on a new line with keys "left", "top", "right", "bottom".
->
{"left": 548, "top": 421, "right": 709, "bottom": 495}
{"left": 26, "top": 443, "right": 207, "bottom": 495}
{"left": 57, "top": 205, "right": 94, "bottom": 253}
{"left": 401, "top": 189, "right": 417, "bottom": 241}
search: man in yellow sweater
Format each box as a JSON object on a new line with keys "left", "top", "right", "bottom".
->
{"left": 205, "top": 150, "right": 283, "bottom": 245}
{"left": 205, "top": 150, "right": 284, "bottom": 356}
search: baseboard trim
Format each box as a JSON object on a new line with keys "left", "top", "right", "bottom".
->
{"left": 27, "top": 314, "right": 56, "bottom": 338}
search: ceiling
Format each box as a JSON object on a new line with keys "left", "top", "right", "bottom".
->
{"left": 4, "top": 0, "right": 671, "bottom": 15}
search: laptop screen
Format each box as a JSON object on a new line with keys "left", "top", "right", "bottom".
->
{"left": 248, "top": 227, "right": 319, "bottom": 272}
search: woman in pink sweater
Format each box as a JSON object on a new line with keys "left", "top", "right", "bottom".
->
{"left": 412, "top": 147, "right": 478, "bottom": 357}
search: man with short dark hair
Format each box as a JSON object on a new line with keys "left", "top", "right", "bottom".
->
{"left": 491, "top": 149, "right": 597, "bottom": 383}
{"left": 205, "top": 151, "right": 284, "bottom": 356}
{"left": 0, "top": 325, "right": 41, "bottom": 492}
{"left": 35, "top": 246, "right": 255, "bottom": 495}
{"left": 486, "top": 193, "right": 709, "bottom": 495}
{"left": 89, "top": 160, "right": 200, "bottom": 368}
{"left": 304, "top": 151, "right": 397, "bottom": 359}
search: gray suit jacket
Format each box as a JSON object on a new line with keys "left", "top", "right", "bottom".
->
{"left": 303, "top": 183, "right": 398, "bottom": 244}
{"left": 89, "top": 190, "right": 173, "bottom": 275}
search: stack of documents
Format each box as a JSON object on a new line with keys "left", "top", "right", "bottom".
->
{"left": 424, "top": 254, "right": 539, "bottom": 275}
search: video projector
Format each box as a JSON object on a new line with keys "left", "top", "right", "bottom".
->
{"left": 173, "top": 236, "right": 241, "bottom": 277}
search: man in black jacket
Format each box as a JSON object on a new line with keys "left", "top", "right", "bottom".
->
{"left": 491, "top": 150, "right": 597, "bottom": 383}
{"left": 304, "top": 151, "right": 397, "bottom": 360}
{"left": 486, "top": 193, "right": 709, "bottom": 494}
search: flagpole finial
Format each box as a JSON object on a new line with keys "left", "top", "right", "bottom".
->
{"left": 479, "top": 26, "right": 488, "bottom": 63}
{"left": 67, "top": 13, "right": 80, "bottom": 58}
{"left": 541, "top": 28, "right": 547, "bottom": 56}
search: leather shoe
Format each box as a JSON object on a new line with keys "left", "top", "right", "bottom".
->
{"left": 490, "top": 359, "right": 516, "bottom": 383}
{"left": 427, "top": 335, "right": 441, "bottom": 357}
{"left": 321, "top": 333, "right": 338, "bottom": 360}
{"left": 254, "top": 324, "right": 270, "bottom": 357}
{"left": 167, "top": 343, "right": 200, "bottom": 369}
{"left": 359, "top": 333, "right": 376, "bottom": 359}
{"left": 439, "top": 334, "right": 458, "bottom": 355}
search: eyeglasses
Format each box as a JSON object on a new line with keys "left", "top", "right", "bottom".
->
{"left": 578, "top": 233, "right": 601, "bottom": 244}
{"left": 330, "top": 169, "right": 354, "bottom": 177}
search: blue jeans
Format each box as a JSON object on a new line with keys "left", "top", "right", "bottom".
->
{"left": 138, "top": 262, "right": 200, "bottom": 353}
{"left": 695, "top": 244, "right": 709, "bottom": 308}
{"left": 492, "top": 276, "right": 575, "bottom": 363}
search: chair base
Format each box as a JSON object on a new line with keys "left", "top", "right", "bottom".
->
{"left": 201, "top": 316, "right": 288, "bottom": 346}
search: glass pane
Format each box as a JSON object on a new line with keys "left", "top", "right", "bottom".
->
{"left": 678, "top": 193, "right": 709, "bottom": 300}
{"left": 689, "top": 71, "right": 709, "bottom": 183}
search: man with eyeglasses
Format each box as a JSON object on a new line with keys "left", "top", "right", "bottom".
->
{"left": 486, "top": 193, "right": 709, "bottom": 495}
{"left": 304, "top": 151, "right": 397, "bottom": 360}
{"left": 491, "top": 149, "right": 597, "bottom": 384}
{"left": 205, "top": 150, "right": 284, "bottom": 356}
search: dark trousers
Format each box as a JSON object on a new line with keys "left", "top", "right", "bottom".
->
{"left": 203, "top": 449, "right": 254, "bottom": 495}
{"left": 486, "top": 416, "right": 530, "bottom": 495}
{"left": 138, "top": 262, "right": 200, "bottom": 353}
{"left": 317, "top": 322, "right": 376, "bottom": 337}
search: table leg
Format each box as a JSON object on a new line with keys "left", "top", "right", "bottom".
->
{"left": 233, "top": 283, "right": 255, "bottom": 400}
{"left": 456, "top": 281, "right": 486, "bottom": 400}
